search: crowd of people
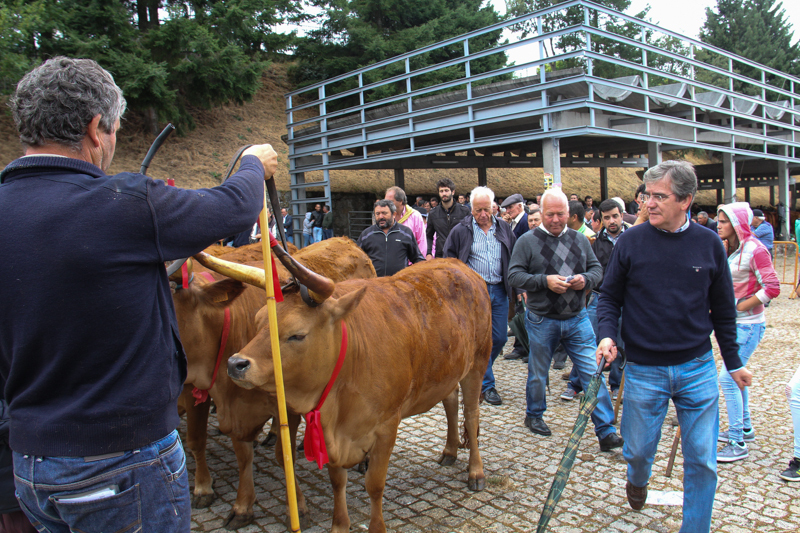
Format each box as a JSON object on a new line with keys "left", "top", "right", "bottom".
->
{"left": 351, "top": 164, "right": 798, "bottom": 533}
{"left": 1, "top": 57, "right": 799, "bottom": 533}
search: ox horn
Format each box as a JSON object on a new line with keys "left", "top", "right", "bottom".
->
{"left": 192, "top": 245, "right": 336, "bottom": 305}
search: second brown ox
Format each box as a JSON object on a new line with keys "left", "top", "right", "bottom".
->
{"left": 226, "top": 258, "right": 491, "bottom": 533}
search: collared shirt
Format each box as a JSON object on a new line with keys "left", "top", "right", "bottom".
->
{"left": 511, "top": 210, "right": 525, "bottom": 230}
{"left": 655, "top": 213, "right": 691, "bottom": 234}
{"left": 577, "top": 223, "right": 595, "bottom": 238}
{"left": 607, "top": 227, "right": 624, "bottom": 245}
{"left": 538, "top": 224, "right": 569, "bottom": 238}
{"left": 468, "top": 217, "right": 502, "bottom": 284}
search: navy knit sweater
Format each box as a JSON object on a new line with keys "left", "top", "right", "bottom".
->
{"left": 596, "top": 222, "right": 741, "bottom": 369}
{"left": 0, "top": 155, "right": 264, "bottom": 456}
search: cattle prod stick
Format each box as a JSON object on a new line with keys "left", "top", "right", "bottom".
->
{"left": 260, "top": 182, "right": 302, "bottom": 533}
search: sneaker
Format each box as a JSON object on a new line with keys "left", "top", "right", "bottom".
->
{"left": 718, "top": 427, "right": 755, "bottom": 443}
{"left": 611, "top": 388, "right": 619, "bottom": 401}
{"left": 560, "top": 388, "right": 578, "bottom": 401}
{"left": 717, "top": 441, "right": 749, "bottom": 463}
{"left": 780, "top": 458, "right": 800, "bottom": 481}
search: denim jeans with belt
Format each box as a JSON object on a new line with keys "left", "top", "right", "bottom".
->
{"left": 482, "top": 282, "right": 509, "bottom": 394}
{"left": 622, "top": 351, "right": 719, "bottom": 533}
{"left": 524, "top": 307, "right": 617, "bottom": 439}
{"left": 719, "top": 322, "right": 765, "bottom": 442}
{"left": 14, "top": 430, "right": 191, "bottom": 533}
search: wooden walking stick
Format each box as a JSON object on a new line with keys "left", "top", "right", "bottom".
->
{"left": 613, "top": 370, "right": 625, "bottom": 425}
{"left": 259, "top": 182, "right": 302, "bottom": 532}
{"left": 665, "top": 426, "right": 682, "bottom": 478}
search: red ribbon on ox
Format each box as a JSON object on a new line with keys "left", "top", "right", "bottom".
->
{"left": 304, "top": 321, "right": 348, "bottom": 469}
{"left": 268, "top": 233, "right": 284, "bottom": 303}
{"left": 191, "top": 272, "right": 231, "bottom": 406}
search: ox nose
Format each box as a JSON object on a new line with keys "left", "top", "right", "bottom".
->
{"left": 228, "top": 355, "right": 251, "bottom": 379}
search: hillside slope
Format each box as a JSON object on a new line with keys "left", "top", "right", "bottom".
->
{"left": 0, "top": 63, "right": 762, "bottom": 206}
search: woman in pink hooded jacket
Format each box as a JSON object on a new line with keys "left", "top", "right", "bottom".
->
{"left": 715, "top": 202, "right": 781, "bottom": 463}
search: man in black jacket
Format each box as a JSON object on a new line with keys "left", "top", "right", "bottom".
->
{"left": 310, "top": 203, "right": 324, "bottom": 243}
{"left": 358, "top": 200, "right": 424, "bottom": 276}
{"left": 444, "top": 187, "right": 516, "bottom": 406}
{"left": 0, "top": 57, "right": 277, "bottom": 532}
{"left": 426, "top": 178, "right": 471, "bottom": 259}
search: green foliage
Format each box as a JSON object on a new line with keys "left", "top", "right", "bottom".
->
{"left": 697, "top": 0, "right": 800, "bottom": 95}
{"left": 0, "top": 0, "right": 303, "bottom": 131}
{"left": 506, "top": 0, "right": 689, "bottom": 82}
{"left": 291, "top": 0, "right": 509, "bottom": 108}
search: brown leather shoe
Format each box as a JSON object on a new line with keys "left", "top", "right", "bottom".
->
{"left": 626, "top": 481, "right": 647, "bottom": 510}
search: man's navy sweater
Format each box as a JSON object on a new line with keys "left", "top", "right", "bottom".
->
{"left": 0, "top": 155, "right": 265, "bottom": 456}
{"left": 596, "top": 222, "right": 741, "bottom": 369}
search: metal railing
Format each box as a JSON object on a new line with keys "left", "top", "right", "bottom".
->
{"left": 774, "top": 241, "right": 799, "bottom": 290}
{"left": 347, "top": 211, "right": 373, "bottom": 241}
{"left": 285, "top": 0, "right": 800, "bottom": 175}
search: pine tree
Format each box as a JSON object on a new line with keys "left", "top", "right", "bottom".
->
{"left": 291, "top": 0, "right": 509, "bottom": 106}
{"left": 698, "top": 0, "right": 799, "bottom": 93}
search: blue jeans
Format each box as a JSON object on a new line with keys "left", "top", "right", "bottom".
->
{"left": 482, "top": 282, "right": 509, "bottom": 393}
{"left": 285, "top": 235, "right": 294, "bottom": 244}
{"left": 525, "top": 307, "right": 617, "bottom": 439}
{"left": 569, "top": 293, "right": 623, "bottom": 392}
{"left": 323, "top": 228, "right": 333, "bottom": 239}
{"left": 719, "top": 322, "right": 765, "bottom": 442}
{"left": 789, "top": 365, "right": 800, "bottom": 459}
{"left": 622, "top": 352, "right": 718, "bottom": 533}
{"left": 313, "top": 227, "right": 323, "bottom": 243}
{"left": 14, "top": 430, "right": 190, "bottom": 533}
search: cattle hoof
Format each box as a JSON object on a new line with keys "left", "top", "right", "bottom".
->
{"left": 261, "top": 433, "right": 278, "bottom": 447}
{"left": 223, "top": 510, "right": 254, "bottom": 530}
{"left": 468, "top": 476, "right": 486, "bottom": 492}
{"left": 438, "top": 454, "right": 456, "bottom": 466}
{"left": 191, "top": 492, "right": 216, "bottom": 508}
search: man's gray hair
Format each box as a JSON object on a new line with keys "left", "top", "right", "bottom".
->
{"left": 470, "top": 186, "right": 495, "bottom": 205}
{"left": 374, "top": 199, "right": 396, "bottom": 213}
{"left": 698, "top": 211, "right": 708, "bottom": 217}
{"left": 386, "top": 186, "right": 407, "bottom": 205}
{"left": 9, "top": 57, "right": 127, "bottom": 151}
{"left": 643, "top": 160, "right": 697, "bottom": 202}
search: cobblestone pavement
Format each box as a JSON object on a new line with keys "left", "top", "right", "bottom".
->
{"left": 185, "top": 296, "right": 800, "bottom": 532}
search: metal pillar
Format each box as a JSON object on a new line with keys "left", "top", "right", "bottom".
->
{"left": 478, "top": 167, "right": 487, "bottom": 187}
{"left": 778, "top": 158, "right": 790, "bottom": 239}
{"left": 291, "top": 172, "right": 306, "bottom": 238}
{"left": 744, "top": 187, "right": 750, "bottom": 203}
{"left": 722, "top": 153, "right": 736, "bottom": 203}
{"left": 648, "top": 142, "right": 662, "bottom": 168}
{"left": 394, "top": 168, "right": 405, "bottom": 189}
{"left": 543, "top": 138, "right": 561, "bottom": 185}
{"left": 600, "top": 167, "right": 608, "bottom": 201}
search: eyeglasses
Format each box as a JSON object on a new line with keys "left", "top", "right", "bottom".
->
{"left": 641, "top": 192, "right": 676, "bottom": 203}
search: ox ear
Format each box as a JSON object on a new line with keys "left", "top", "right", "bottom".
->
{"left": 327, "top": 286, "right": 367, "bottom": 322}
{"left": 197, "top": 279, "right": 247, "bottom": 309}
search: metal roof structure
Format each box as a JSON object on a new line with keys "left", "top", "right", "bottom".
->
{"left": 283, "top": 0, "right": 799, "bottom": 235}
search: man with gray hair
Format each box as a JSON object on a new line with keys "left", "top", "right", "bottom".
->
{"left": 508, "top": 188, "right": 622, "bottom": 452}
{"left": 596, "top": 160, "right": 750, "bottom": 532}
{"left": 696, "top": 210, "right": 717, "bottom": 233}
{"left": 0, "top": 57, "right": 278, "bottom": 532}
{"left": 444, "top": 186, "right": 516, "bottom": 405}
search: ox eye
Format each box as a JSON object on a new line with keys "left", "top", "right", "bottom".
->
{"left": 288, "top": 334, "right": 306, "bottom": 342}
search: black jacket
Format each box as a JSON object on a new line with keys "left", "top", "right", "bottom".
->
{"left": 282, "top": 214, "right": 293, "bottom": 237}
{"left": 426, "top": 202, "right": 471, "bottom": 258}
{"left": 357, "top": 222, "right": 424, "bottom": 277}
{"left": 590, "top": 223, "right": 630, "bottom": 290}
{"left": 310, "top": 209, "right": 324, "bottom": 228}
{"left": 443, "top": 215, "right": 517, "bottom": 302}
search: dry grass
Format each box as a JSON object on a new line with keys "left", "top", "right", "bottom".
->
{"left": 0, "top": 63, "right": 771, "bottom": 206}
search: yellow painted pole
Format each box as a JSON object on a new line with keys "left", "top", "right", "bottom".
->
{"left": 259, "top": 183, "right": 301, "bottom": 532}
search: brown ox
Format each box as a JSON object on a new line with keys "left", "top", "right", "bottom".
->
{"left": 174, "top": 237, "right": 375, "bottom": 529}
{"left": 227, "top": 259, "right": 490, "bottom": 533}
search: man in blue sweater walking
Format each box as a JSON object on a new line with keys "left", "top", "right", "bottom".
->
{"left": 596, "top": 160, "right": 752, "bottom": 533}
{"left": 0, "top": 57, "right": 277, "bottom": 532}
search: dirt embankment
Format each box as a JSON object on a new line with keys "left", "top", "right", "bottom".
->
{"left": 0, "top": 62, "right": 767, "bottom": 207}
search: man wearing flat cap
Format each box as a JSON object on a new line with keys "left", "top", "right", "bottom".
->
{"left": 502, "top": 193, "right": 529, "bottom": 239}
{"left": 751, "top": 209, "right": 774, "bottom": 260}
